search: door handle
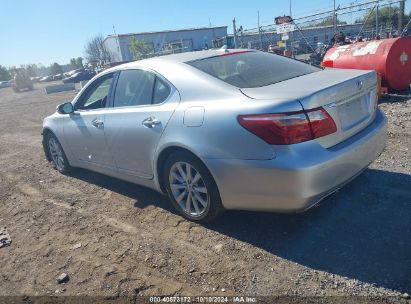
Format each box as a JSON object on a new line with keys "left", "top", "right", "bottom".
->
{"left": 91, "top": 118, "right": 104, "bottom": 128}
{"left": 142, "top": 117, "right": 161, "bottom": 128}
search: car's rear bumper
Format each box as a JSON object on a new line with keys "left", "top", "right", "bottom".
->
{"left": 205, "top": 109, "right": 387, "bottom": 212}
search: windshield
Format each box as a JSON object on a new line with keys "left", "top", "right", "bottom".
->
{"left": 187, "top": 51, "right": 320, "bottom": 88}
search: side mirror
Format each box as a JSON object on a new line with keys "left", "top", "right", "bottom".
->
{"left": 57, "top": 102, "right": 74, "bottom": 114}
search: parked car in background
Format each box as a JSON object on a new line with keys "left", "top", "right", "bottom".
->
{"left": 30, "top": 76, "right": 40, "bottom": 82}
{"left": 292, "top": 40, "right": 314, "bottom": 55}
{"left": 39, "top": 75, "right": 54, "bottom": 82}
{"left": 43, "top": 49, "right": 386, "bottom": 222}
{"left": 64, "top": 68, "right": 85, "bottom": 78}
{"left": 0, "top": 81, "right": 10, "bottom": 89}
{"left": 53, "top": 74, "right": 63, "bottom": 81}
{"left": 62, "top": 71, "right": 95, "bottom": 83}
{"left": 268, "top": 44, "right": 284, "bottom": 55}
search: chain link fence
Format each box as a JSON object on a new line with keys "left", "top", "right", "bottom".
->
{"left": 233, "top": 0, "right": 409, "bottom": 58}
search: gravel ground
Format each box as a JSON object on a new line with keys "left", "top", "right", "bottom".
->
{"left": 0, "top": 82, "right": 410, "bottom": 302}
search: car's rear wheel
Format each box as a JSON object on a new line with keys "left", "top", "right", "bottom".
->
{"left": 46, "top": 133, "right": 71, "bottom": 174}
{"left": 164, "top": 151, "right": 224, "bottom": 222}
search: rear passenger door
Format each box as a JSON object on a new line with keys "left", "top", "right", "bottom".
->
{"left": 104, "top": 68, "right": 179, "bottom": 178}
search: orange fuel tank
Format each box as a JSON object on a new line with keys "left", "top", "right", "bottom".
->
{"left": 321, "top": 37, "right": 411, "bottom": 91}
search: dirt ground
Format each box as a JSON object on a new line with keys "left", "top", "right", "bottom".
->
{"left": 0, "top": 82, "right": 410, "bottom": 301}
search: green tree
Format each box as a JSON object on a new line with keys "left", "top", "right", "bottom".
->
{"left": 25, "top": 64, "right": 37, "bottom": 77}
{"left": 316, "top": 16, "right": 347, "bottom": 27}
{"left": 0, "top": 65, "right": 11, "bottom": 81}
{"left": 50, "top": 62, "right": 63, "bottom": 75}
{"left": 70, "top": 58, "right": 77, "bottom": 68}
{"left": 129, "top": 37, "right": 152, "bottom": 60}
{"left": 361, "top": 7, "right": 411, "bottom": 34}
{"left": 365, "top": 7, "right": 400, "bottom": 32}
{"left": 75, "top": 57, "right": 83, "bottom": 68}
{"left": 70, "top": 57, "right": 84, "bottom": 69}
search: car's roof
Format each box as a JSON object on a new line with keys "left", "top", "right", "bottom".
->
{"left": 154, "top": 48, "right": 255, "bottom": 63}
{"left": 108, "top": 49, "right": 256, "bottom": 72}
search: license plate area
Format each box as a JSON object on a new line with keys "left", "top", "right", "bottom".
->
{"left": 338, "top": 94, "right": 370, "bottom": 131}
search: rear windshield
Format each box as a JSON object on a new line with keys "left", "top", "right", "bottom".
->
{"left": 187, "top": 51, "right": 320, "bottom": 88}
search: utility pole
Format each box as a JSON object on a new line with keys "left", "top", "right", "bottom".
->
{"left": 333, "top": 0, "right": 336, "bottom": 33}
{"left": 389, "top": 2, "right": 392, "bottom": 33}
{"left": 113, "top": 25, "right": 120, "bottom": 62}
{"left": 233, "top": 18, "right": 238, "bottom": 48}
{"left": 290, "top": 0, "right": 294, "bottom": 57}
{"left": 399, "top": 0, "right": 405, "bottom": 34}
{"left": 258, "top": 11, "right": 263, "bottom": 50}
{"left": 376, "top": 0, "right": 379, "bottom": 37}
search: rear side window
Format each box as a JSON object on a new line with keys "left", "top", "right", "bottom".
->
{"left": 187, "top": 51, "right": 320, "bottom": 88}
{"left": 113, "top": 69, "right": 171, "bottom": 107}
{"left": 153, "top": 77, "right": 171, "bottom": 104}
{"left": 114, "top": 70, "right": 155, "bottom": 107}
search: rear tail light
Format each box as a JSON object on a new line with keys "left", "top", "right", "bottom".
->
{"left": 306, "top": 108, "right": 337, "bottom": 138}
{"left": 238, "top": 107, "right": 337, "bottom": 145}
{"left": 237, "top": 112, "right": 312, "bottom": 145}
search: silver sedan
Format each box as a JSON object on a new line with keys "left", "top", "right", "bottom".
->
{"left": 42, "top": 49, "right": 387, "bottom": 222}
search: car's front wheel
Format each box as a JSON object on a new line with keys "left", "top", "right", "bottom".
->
{"left": 46, "top": 133, "right": 72, "bottom": 174}
{"left": 164, "top": 151, "right": 224, "bottom": 222}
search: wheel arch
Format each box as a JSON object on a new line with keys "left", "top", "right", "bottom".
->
{"left": 41, "top": 127, "right": 57, "bottom": 161}
{"left": 155, "top": 145, "right": 218, "bottom": 194}
{"left": 42, "top": 127, "right": 72, "bottom": 168}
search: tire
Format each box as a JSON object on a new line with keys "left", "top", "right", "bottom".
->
{"left": 164, "top": 151, "right": 224, "bottom": 222}
{"left": 45, "top": 132, "right": 72, "bottom": 174}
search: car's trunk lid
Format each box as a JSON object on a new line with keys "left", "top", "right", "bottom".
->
{"left": 240, "top": 69, "right": 378, "bottom": 148}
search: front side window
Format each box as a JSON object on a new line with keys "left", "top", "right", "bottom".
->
{"left": 75, "top": 74, "right": 114, "bottom": 110}
{"left": 113, "top": 69, "right": 171, "bottom": 107}
{"left": 187, "top": 51, "right": 320, "bottom": 88}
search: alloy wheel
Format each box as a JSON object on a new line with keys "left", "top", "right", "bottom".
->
{"left": 169, "top": 161, "right": 209, "bottom": 217}
{"left": 48, "top": 137, "right": 65, "bottom": 171}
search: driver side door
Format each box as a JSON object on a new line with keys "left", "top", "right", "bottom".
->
{"left": 63, "top": 73, "right": 116, "bottom": 169}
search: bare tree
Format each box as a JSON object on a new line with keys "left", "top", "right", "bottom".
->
{"left": 84, "top": 34, "right": 111, "bottom": 64}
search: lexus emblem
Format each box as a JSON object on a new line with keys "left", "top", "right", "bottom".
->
{"left": 356, "top": 80, "right": 363, "bottom": 90}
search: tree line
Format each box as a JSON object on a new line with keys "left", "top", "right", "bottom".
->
{"left": 360, "top": 6, "right": 411, "bottom": 35}
{"left": 305, "top": 7, "right": 411, "bottom": 36}
{"left": 0, "top": 57, "right": 84, "bottom": 82}
{"left": 2, "top": 30, "right": 155, "bottom": 81}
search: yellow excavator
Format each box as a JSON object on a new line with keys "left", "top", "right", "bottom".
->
{"left": 10, "top": 69, "right": 33, "bottom": 92}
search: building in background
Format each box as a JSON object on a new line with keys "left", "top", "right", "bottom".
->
{"left": 103, "top": 26, "right": 228, "bottom": 62}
